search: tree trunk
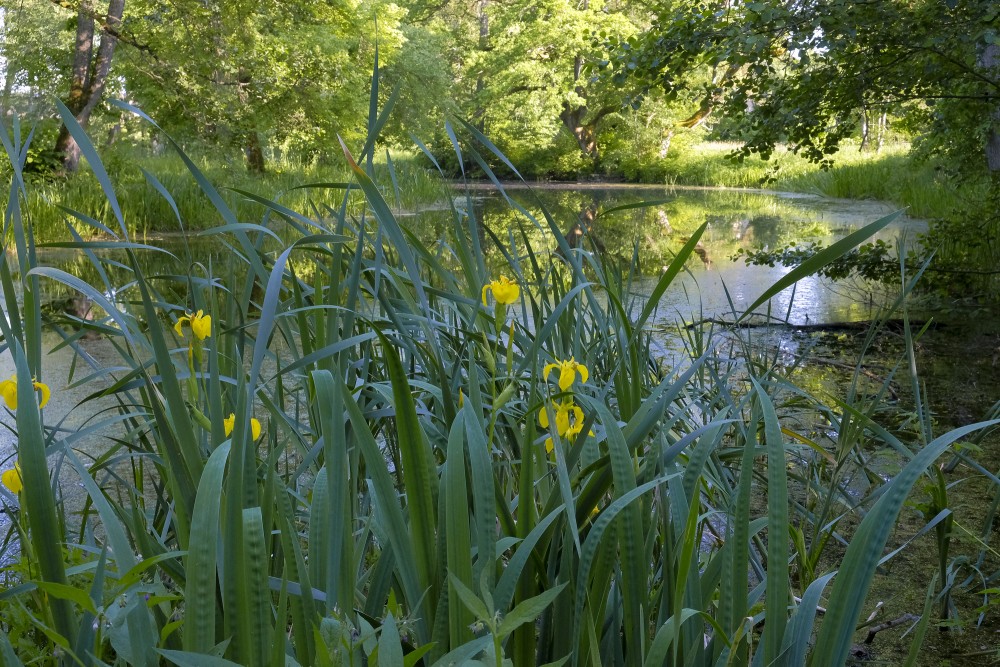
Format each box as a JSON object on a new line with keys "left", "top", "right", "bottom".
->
{"left": 560, "top": 106, "right": 600, "bottom": 159}
{"left": 563, "top": 200, "right": 605, "bottom": 254}
{"left": 0, "top": 7, "right": 14, "bottom": 116}
{"left": 859, "top": 108, "right": 870, "bottom": 152}
{"left": 473, "top": 0, "right": 490, "bottom": 133}
{"left": 53, "top": 0, "right": 126, "bottom": 173}
{"left": 876, "top": 111, "right": 887, "bottom": 153}
{"left": 981, "top": 44, "right": 1000, "bottom": 172}
{"left": 659, "top": 130, "right": 673, "bottom": 158}
{"left": 245, "top": 132, "right": 266, "bottom": 174}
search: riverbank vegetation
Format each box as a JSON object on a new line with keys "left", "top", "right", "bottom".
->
{"left": 2, "top": 87, "right": 1000, "bottom": 665}
{"left": 12, "top": 142, "right": 447, "bottom": 240}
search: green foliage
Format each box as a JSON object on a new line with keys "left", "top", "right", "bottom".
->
{"left": 734, "top": 240, "right": 899, "bottom": 283}
{"left": 117, "top": 0, "right": 409, "bottom": 162}
{"left": 607, "top": 0, "right": 1000, "bottom": 171}
{"left": 15, "top": 142, "right": 446, "bottom": 241}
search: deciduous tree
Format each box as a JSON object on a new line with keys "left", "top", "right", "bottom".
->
{"left": 52, "top": 0, "right": 126, "bottom": 172}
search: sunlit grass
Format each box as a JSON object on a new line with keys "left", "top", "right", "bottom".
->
{"left": 665, "top": 142, "right": 960, "bottom": 220}
{"left": 16, "top": 143, "right": 448, "bottom": 241}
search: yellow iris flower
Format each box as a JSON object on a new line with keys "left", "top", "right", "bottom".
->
{"left": 538, "top": 399, "right": 582, "bottom": 435}
{"left": 481, "top": 276, "right": 520, "bottom": 306}
{"left": 0, "top": 376, "right": 51, "bottom": 410}
{"left": 174, "top": 310, "right": 212, "bottom": 340}
{"left": 543, "top": 358, "right": 589, "bottom": 391}
{"left": 539, "top": 398, "right": 592, "bottom": 453}
{"left": 1, "top": 463, "right": 22, "bottom": 494}
{"left": 224, "top": 413, "right": 262, "bottom": 440}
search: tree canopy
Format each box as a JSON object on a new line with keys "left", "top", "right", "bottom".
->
{"left": 2, "top": 0, "right": 997, "bottom": 192}
{"left": 606, "top": 0, "right": 1000, "bottom": 173}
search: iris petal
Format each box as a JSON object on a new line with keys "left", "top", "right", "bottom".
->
{"left": 33, "top": 381, "right": 50, "bottom": 409}
{"left": 558, "top": 365, "right": 575, "bottom": 391}
{"left": 1, "top": 466, "right": 22, "bottom": 494}
{"left": 0, "top": 379, "right": 16, "bottom": 410}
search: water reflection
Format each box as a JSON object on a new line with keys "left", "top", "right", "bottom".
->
{"left": 24, "top": 186, "right": 923, "bottom": 327}
{"left": 456, "top": 185, "right": 924, "bottom": 325}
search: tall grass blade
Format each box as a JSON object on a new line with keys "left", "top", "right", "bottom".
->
{"left": 737, "top": 211, "right": 902, "bottom": 322}
{"left": 812, "top": 419, "right": 1000, "bottom": 667}
{"left": 183, "top": 442, "right": 232, "bottom": 652}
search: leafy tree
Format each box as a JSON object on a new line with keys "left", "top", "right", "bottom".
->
{"left": 607, "top": 0, "right": 1000, "bottom": 173}
{"left": 50, "top": 0, "right": 127, "bottom": 172}
{"left": 0, "top": 1, "right": 71, "bottom": 116}
{"left": 605, "top": 0, "right": 1000, "bottom": 294}
{"left": 449, "top": 0, "right": 645, "bottom": 173}
{"left": 117, "top": 0, "right": 407, "bottom": 172}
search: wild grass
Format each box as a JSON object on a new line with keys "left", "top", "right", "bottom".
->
{"left": 13, "top": 142, "right": 448, "bottom": 241}
{"left": 0, "top": 91, "right": 998, "bottom": 667}
{"left": 662, "top": 142, "right": 962, "bottom": 221}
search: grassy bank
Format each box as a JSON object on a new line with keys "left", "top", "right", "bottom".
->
{"left": 19, "top": 138, "right": 967, "bottom": 243}
{"left": 16, "top": 143, "right": 448, "bottom": 241}
{"left": 659, "top": 141, "right": 1000, "bottom": 299}
{"left": 660, "top": 141, "right": 968, "bottom": 221}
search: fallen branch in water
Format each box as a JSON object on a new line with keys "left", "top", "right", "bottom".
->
{"left": 683, "top": 318, "right": 927, "bottom": 331}
{"left": 863, "top": 613, "right": 919, "bottom": 644}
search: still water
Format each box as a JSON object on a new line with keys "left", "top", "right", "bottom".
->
{"left": 457, "top": 185, "right": 925, "bottom": 325}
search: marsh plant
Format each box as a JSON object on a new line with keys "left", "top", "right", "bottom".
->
{"left": 0, "top": 87, "right": 996, "bottom": 667}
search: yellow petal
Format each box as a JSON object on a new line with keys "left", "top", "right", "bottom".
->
{"left": 224, "top": 413, "right": 235, "bottom": 437}
{"left": 538, "top": 404, "right": 550, "bottom": 428}
{"left": 0, "top": 379, "right": 16, "bottom": 410}
{"left": 575, "top": 362, "right": 589, "bottom": 385}
{"left": 192, "top": 312, "right": 212, "bottom": 340}
{"left": 543, "top": 363, "right": 558, "bottom": 382}
{"left": 251, "top": 418, "right": 261, "bottom": 440}
{"left": 2, "top": 466, "right": 22, "bottom": 494}
{"left": 558, "top": 364, "right": 575, "bottom": 391}
{"left": 555, "top": 403, "right": 571, "bottom": 435}
{"left": 174, "top": 316, "right": 189, "bottom": 338}
{"left": 494, "top": 279, "right": 519, "bottom": 305}
{"left": 33, "top": 381, "right": 50, "bottom": 409}
{"left": 481, "top": 284, "right": 491, "bottom": 306}
{"left": 544, "top": 437, "right": 554, "bottom": 454}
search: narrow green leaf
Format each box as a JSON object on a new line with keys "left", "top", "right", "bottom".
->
{"left": 449, "top": 574, "right": 490, "bottom": 622}
{"left": 812, "top": 419, "right": 999, "bottom": 666}
{"left": 444, "top": 413, "right": 475, "bottom": 648}
{"left": 378, "top": 613, "right": 405, "bottom": 667}
{"left": 183, "top": 442, "right": 232, "bottom": 652}
{"left": 497, "top": 583, "right": 567, "bottom": 639}
{"left": 737, "top": 211, "right": 902, "bottom": 322}
{"left": 238, "top": 507, "right": 272, "bottom": 667}
{"left": 376, "top": 330, "right": 439, "bottom": 616}
{"left": 156, "top": 649, "right": 244, "bottom": 667}
{"left": 751, "top": 378, "right": 790, "bottom": 667}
